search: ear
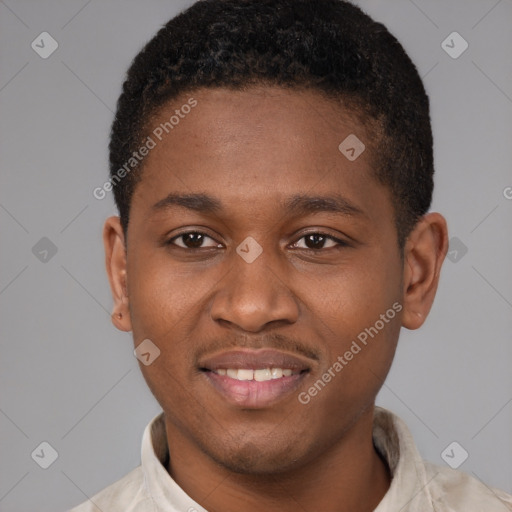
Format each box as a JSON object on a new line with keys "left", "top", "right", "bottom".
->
{"left": 401, "top": 212, "right": 448, "bottom": 330}
{"left": 103, "top": 216, "right": 132, "bottom": 332}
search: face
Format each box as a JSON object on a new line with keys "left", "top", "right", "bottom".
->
{"left": 106, "top": 86, "right": 436, "bottom": 475}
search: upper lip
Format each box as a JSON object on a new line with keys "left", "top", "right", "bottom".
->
{"left": 198, "top": 349, "right": 313, "bottom": 372}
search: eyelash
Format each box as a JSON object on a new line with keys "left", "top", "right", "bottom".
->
{"left": 166, "top": 231, "right": 348, "bottom": 251}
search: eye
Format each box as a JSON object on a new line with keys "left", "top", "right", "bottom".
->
{"left": 168, "top": 231, "right": 222, "bottom": 249}
{"left": 292, "top": 232, "right": 347, "bottom": 250}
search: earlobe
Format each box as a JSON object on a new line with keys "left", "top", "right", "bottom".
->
{"left": 401, "top": 213, "right": 448, "bottom": 330}
{"left": 103, "top": 216, "right": 132, "bottom": 332}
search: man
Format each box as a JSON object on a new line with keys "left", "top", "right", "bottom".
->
{"left": 72, "top": 0, "right": 512, "bottom": 510}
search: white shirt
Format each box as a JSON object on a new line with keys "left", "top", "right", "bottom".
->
{"left": 69, "top": 406, "right": 512, "bottom": 511}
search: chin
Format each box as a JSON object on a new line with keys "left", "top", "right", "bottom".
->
{"left": 204, "top": 437, "right": 306, "bottom": 476}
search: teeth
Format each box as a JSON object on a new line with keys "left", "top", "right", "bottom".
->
{"left": 254, "top": 369, "right": 271, "bottom": 381}
{"left": 214, "top": 368, "right": 296, "bottom": 381}
{"left": 271, "top": 368, "right": 283, "bottom": 379}
{"left": 237, "top": 369, "right": 254, "bottom": 381}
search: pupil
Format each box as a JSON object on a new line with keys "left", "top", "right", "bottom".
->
{"left": 306, "top": 234, "right": 325, "bottom": 249}
{"left": 185, "top": 233, "right": 203, "bottom": 248}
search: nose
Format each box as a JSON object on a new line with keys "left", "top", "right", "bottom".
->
{"left": 210, "top": 247, "right": 299, "bottom": 332}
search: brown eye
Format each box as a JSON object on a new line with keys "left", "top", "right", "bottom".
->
{"left": 293, "top": 233, "right": 346, "bottom": 250}
{"left": 169, "top": 232, "right": 221, "bottom": 249}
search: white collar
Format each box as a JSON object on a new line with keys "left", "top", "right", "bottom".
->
{"left": 140, "top": 406, "right": 435, "bottom": 511}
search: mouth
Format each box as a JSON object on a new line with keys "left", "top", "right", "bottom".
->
{"left": 198, "top": 349, "right": 312, "bottom": 408}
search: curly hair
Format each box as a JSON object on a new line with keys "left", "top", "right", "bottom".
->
{"left": 109, "top": 0, "right": 434, "bottom": 247}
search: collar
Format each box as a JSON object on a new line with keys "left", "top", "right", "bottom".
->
{"left": 140, "top": 406, "right": 435, "bottom": 511}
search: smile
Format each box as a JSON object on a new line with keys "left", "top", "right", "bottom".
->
{"left": 213, "top": 367, "right": 297, "bottom": 381}
{"left": 198, "top": 349, "right": 313, "bottom": 408}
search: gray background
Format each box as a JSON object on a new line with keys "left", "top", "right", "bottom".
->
{"left": 0, "top": 0, "right": 511, "bottom": 511}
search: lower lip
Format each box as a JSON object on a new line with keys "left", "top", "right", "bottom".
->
{"left": 203, "top": 371, "right": 308, "bottom": 408}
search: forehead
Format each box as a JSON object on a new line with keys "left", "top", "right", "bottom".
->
{"left": 131, "top": 86, "right": 390, "bottom": 227}
{"left": 149, "top": 86, "right": 375, "bottom": 161}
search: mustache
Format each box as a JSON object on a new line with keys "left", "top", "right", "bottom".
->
{"left": 193, "top": 332, "right": 321, "bottom": 362}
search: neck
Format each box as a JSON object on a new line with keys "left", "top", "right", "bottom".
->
{"left": 164, "top": 407, "right": 391, "bottom": 512}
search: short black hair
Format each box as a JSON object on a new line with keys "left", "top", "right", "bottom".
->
{"left": 109, "top": 0, "right": 433, "bottom": 247}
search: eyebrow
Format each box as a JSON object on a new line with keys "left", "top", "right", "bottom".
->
{"left": 152, "top": 193, "right": 222, "bottom": 214}
{"left": 282, "top": 193, "right": 364, "bottom": 217}
{"left": 151, "top": 192, "right": 364, "bottom": 218}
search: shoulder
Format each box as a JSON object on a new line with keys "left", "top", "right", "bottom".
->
{"left": 423, "top": 461, "right": 512, "bottom": 511}
{"left": 68, "top": 465, "right": 154, "bottom": 512}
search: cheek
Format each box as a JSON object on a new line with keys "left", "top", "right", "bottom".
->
{"left": 300, "top": 270, "right": 402, "bottom": 424}
{"left": 126, "top": 254, "right": 221, "bottom": 395}
{"left": 127, "top": 251, "right": 211, "bottom": 340}
{"left": 127, "top": 258, "right": 212, "bottom": 417}
{"left": 307, "top": 249, "right": 402, "bottom": 386}
{"left": 314, "top": 251, "right": 401, "bottom": 329}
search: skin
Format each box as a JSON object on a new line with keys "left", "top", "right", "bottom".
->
{"left": 103, "top": 86, "right": 448, "bottom": 512}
